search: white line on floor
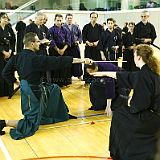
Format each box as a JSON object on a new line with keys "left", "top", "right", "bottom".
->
{"left": 0, "top": 137, "right": 12, "bottom": 160}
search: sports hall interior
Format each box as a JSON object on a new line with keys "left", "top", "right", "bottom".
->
{"left": 0, "top": 0, "right": 160, "bottom": 159}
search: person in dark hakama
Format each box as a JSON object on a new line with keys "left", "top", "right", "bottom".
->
{"left": 0, "top": 32, "right": 91, "bottom": 140}
{"left": 122, "top": 22, "right": 138, "bottom": 71}
{"left": 91, "top": 44, "right": 160, "bottom": 160}
{"left": 133, "top": 10, "right": 157, "bottom": 45}
{"left": 0, "top": 12, "right": 16, "bottom": 97}
{"left": 63, "top": 13, "right": 83, "bottom": 79}
{"left": 97, "top": 18, "right": 122, "bottom": 62}
{"left": 113, "top": 21, "right": 123, "bottom": 59}
{"left": 47, "top": 14, "right": 72, "bottom": 87}
{"left": 86, "top": 62, "right": 121, "bottom": 112}
{"left": 82, "top": 12, "right": 103, "bottom": 84}
{"left": 15, "top": 16, "right": 26, "bottom": 53}
{"left": 25, "top": 12, "right": 49, "bottom": 56}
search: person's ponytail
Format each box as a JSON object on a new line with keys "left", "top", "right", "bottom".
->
{"left": 136, "top": 44, "right": 160, "bottom": 75}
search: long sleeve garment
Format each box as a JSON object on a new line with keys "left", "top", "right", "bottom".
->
{"left": 133, "top": 21, "right": 157, "bottom": 45}
{"left": 25, "top": 23, "right": 47, "bottom": 55}
{"left": 109, "top": 64, "right": 160, "bottom": 160}
{"left": 2, "top": 49, "right": 73, "bottom": 85}
{"left": 47, "top": 25, "right": 71, "bottom": 49}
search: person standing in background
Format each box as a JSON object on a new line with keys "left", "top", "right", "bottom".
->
{"left": 25, "top": 12, "right": 49, "bottom": 56}
{"left": 40, "top": 13, "right": 48, "bottom": 41}
{"left": 0, "top": 12, "right": 16, "bottom": 97}
{"left": 97, "top": 18, "right": 122, "bottom": 61}
{"left": 15, "top": 16, "right": 26, "bottom": 53}
{"left": 82, "top": 12, "right": 103, "bottom": 84}
{"left": 63, "top": 13, "right": 83, "bottom": 79}
{"left": 47, "top": 14, "right": 71, "bottom": 87}
{"left": 133, "top": 10, "right": 157, "bottom": 45}
{"left": 122, "top": 22, "right": 138, "bottom": 71}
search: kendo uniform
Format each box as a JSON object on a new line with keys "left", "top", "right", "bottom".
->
{"left": 25, "top": 22, "right": 48, "bottom": 56}
{"left": 97, "top": 29, "right": 122, "bottom": 62}
{"left": 47, "top": 25, "right": 72, "bottom": 87}
{"left": 63, "top": 23, "right": 83, "bottom": 78}
{"left": 15, "top": 20, "right": 26, "bottom": 53}
{"left": 40, "top": 24, "right": 48, "bottom": 40}
{"left": 2, "top": 49, "right": 73, "bottom": 140}
{"left": 122, "top": 32, "right": 139, "bottom": 71}
{"left": 114, "top": 26, "right": 123, "bottom": 58}
{"left": 82, "top": 23, "right": 103, "bottom": 83}
{"left": 109, "top": 64, "right": 160, "bottom": 160}
{"left": 89, "top": 63, "right": 121, "bottom": 111}
{"left": 133, "top": 21, "right": 157, "bottom": 45}
{"left": 0, "top": 24, "right": 16, "bottom": 97}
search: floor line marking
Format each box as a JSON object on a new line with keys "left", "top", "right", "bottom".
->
{"left": 0, "top": 137, "right": 12, "bottom": 160}
{"left": 39, "top": 119, "right": 111, "bottom": 130}
{"left": 22, "top": 155, "right": 112, "bottom": 160}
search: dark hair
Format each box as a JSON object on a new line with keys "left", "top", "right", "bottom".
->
{"left": 85, "top": 62, "right": 98, "bottom": 70}
{"left": 0, "top": 12, "right": 9, "bottom": 20}
{"left": 54, "top": 14, "right": 63, "bottom": 20}
{"left": 90, "top": 12, "right": 98, "bottom": 18}
{"left": 23, "top": 32, "right": 37, "bottom": 46}
{"left": 128, "top": 22, "right": 135, "bottom": 26}
{"left": 136, "top": 44, "right": 160, "bottom": 75}
{"left": 107, "top": 18, "right": 115, "bottom": 23}
{"left": 65, "top": 13, "right": 73, "bottom": 19}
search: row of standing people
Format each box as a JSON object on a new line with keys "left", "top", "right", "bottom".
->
{"left": 0, "top": 10, "right": 157, "bottom": 97}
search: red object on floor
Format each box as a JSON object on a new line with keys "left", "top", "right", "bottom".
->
{"left": 90, "top": 121, "right": 95, "bottom": 124}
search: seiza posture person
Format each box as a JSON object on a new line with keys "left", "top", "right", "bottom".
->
{"left": 0, "top": 32, "right": 92, "bottom": 140}
{"left": 91, "top": 44, "right": 160, "bottom": 160}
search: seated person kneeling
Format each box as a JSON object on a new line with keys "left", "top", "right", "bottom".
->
{"left": 85, "top": 62, "right": 122, "bottom": 115}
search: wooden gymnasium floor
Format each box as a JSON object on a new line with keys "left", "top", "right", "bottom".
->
{"left": 0, "top": 79, "right": 111, "bottom": 160}
{"left": 0, "top": 45, "right": 159, "bottom": 160}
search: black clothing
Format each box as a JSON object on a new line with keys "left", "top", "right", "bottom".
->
{"left": 97, "top": 29, "right": 122, "bottom": 61}
{"left": 40, "top": 24, "right": 48, "bottom": 39}
{"left": 2, "top": 50, "right": 73, "bottom": 139}
{"left": 122, "top": 26, "right": 128, "bottom": 34}
{"left": 2, "top": 49, "right": 73, "bottom": 86}
{"left": 110, "top": 65, "right": 160, "bottom": 160}
{"left": 0, "top": 120, "right": 6, "bottom": 135}
{"left": 48, "top": 47, "right": 72, "bottom": 86}
{"left": 15, "top": 21, "right": 26, "bottom": 53}
{"left": 25, "top": 22, "right": 47, "bottom": 55}
{"left": 122, "top": 32, "right": 139, "bottom": 71}
{"left": 0, "top": 25, "right": 16, "bottom": 97}
{"left": 89, "top": 63, "right": 120, "bottom": 111}
{"left": 82, "top": 22, "right": 103, "bottom": 60}
{"left": 82, "top": 23, "right": 103, "bottom": 44}
{"left": 133, "top": 21, "right": 157, "bottom": 45}
{"left": 82, "top": 23, "right": 103, "bottom": 83}
{"left": 98, "top": 29, "right": 122, "bottom": 51}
